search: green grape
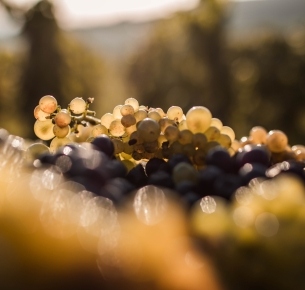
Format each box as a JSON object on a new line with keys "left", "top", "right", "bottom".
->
{"left": 137, "top": 118, "right": 161, "bottom": 142}
{"left": 49, "top": 137, "right": 71, "bottom": 153}
{"left": 167, "top": 106, "right": 183, "bottom": 122}
{"left": 186, "top": 106, "right": 212, "bottom": 134}
{"left": 69, "top": 97, "right": 86, "bottom": 114}
{"left": 178, "top": 119, "right": 188, "bottom": 131}
{"left": 164, "top": 125, "right": 180, "bottom": 143}
{"left": 217, "top": 134, "right": 232, "bottom": 148}
{"left": 109, "top": 119, "right": 126, "bottom": 137}
{"left": 34, "top": 105, "right": 50, "bottom": 121}
{"left": 90, "top": 124, "right": 108, "bottom": 137}
{"left": 121, "top": 114, "right": 136, "bottom": 128}
{"left": 39, "top": 95, "right": 57, "bottom": 114}
{"left": 125, "top": 124, "right": 137, "bottom": 135}
{"left": 34, "top": 119, "right": 55, "bottom": 140}
{"left": 266, "top": 130, "right": 288, "bottom": 153}
{"left": 120, "top": 104, "right": 135, "bottom": 116}
{"left": 53, "top": 124, "right": 70, "bottom": 138}
{"left": 172, "top": 162, "right": 197, "bottom": 185}
{"left": 54, "top": 110, "right": 71, "bottom": 128}
{"left": 155, "top": 107, "right": 166, "bottom": 118}
{"left": 124, "top": 97, "right": 139, "bottom": 112}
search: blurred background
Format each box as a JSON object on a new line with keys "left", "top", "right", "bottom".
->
{"left": 0, "top": 0, "right": 305, "bottom": 143}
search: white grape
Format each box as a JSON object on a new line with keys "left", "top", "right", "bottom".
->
{"left": 25, "top": 143, "right": 50, "bottom": 164}
{"left": 147, "top": 110, "right": 161, "bottom": 122}
{"left": 164, "top": 125, "right": 180, "bottom": 142}
{"left": 134, "top": 109, "right": 148, "bottom": 123}
{"left": 186, "top": 106, "right": 212, "bottom": 134}
{"left": 113, "top": 105, "right": 123, "bottom": 119}
{"left": 120, "top": 104, "right": 135, "bottom": 116}
{"left": 101, "top": 113, "right": 115, "bottom": 129}
{"left": 50, "top": 137, "right": 71, "bottom": 153}
{"left": 124, "top": 97, "right": 139, "bottom": 112}
{"left": 69, "top": 97, "right": 86, "bottom": 114}
{"left": 34, "top": 105, "right": 50, "bottom": 121}
{"left": 34, "top": 119, "right": 55, "bottom": 140}
{"left": 39, "top": 95, "right": 57, "bottom": 114}
{"left": 220, "top": 126, "right": 235, "bottom": 142}
{"left": 249, "top": 126, "right": 267, "bottom": 144}
{"left": 121, "top": 114, "right": 136, "bottom": 127}
{"left": 53, "top": 124, "right": 70, "bottom": 138}
{"left": 266, "top": 130, "right": 288, "bottom": 153}
{"left": 167, "top": 106, "right": 183, "bottom": 122}
{"left": 90, "top": 124, "right": 108, "bottom": 137}
{"left": 109, "top": 119, "right": 126, "bottom": 137}
{"left": 210, "top": 118, "right": 223, "bottom": 130}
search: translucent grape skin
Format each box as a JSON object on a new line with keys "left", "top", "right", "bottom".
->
{"left": 34, "top": 119, "right": 55, "bottom": 140}
{"left": 53, "top": 124, "right": 70, "bottom": 138}
{"left": 39, "top": 95, "right": 58, "bottom": 114}
{"left": 54, "top": 110, "right": 72, "bottom": 128}
{"left": 167, "top": 106, "right": 183, "bottom": 122}
{"left": 69, "top": 97, "right": 87, "bottom": 114}
{"left": 186, "top": 106, "right": 212, "bottom": 134}
{"left": 34, "top": 105, "right": 50, "bottom": 121}
{"left": 137, "top": 118, "right": 161, "bottom": 142}
{"left": 266, "top": 130, "right": 288, "bottom": 153}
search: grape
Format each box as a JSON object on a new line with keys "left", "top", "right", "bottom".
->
{"left": 39, "top": 95, "right": 57, "bottom": 114}
{"left": 155, "top": 108, "right": 166, "bottom": 118}
{"left": 249, "top": 126, "right": 267, "bottom": 144}
{"left": 217, "top": 134, "right": 232, "bottom": 148}
{"left": 90, "top": 124, "right": 108, "bottom": 137}
{"left": 25, "top": 143, "right": 50, "bottom": 164}
{"left": 266, "top": 130, "right": 288, "bottom": 153}
{"left": 164, "top": 125, "right": 180, "bottom": 142}
{"left": 49, "top": 137, "right": 71, "bottom": 153}
{"left": 186, "top": 106, "right": 212, "bottom": 133}
{"left": 113, "top": 105, "right": 123, "bottom": 119}
{"left": 125, "top": 124, "right": 137, "bottom": 135}
{"left": 34, "top": 105, "right": 50, "bottom": 121}
{"left": 134, "top": 109, "right": 148, "bottom": 123}
{"left": 69, "top": 97, "right": 87, "bottom": 114}
{"left": 91, "top": 134, "right": 114, "bottom": 157}
{"left": 220, "top": 126, "right": 235, "bottom": 142}
{"left": 121, "top": 114, "right": 136, "bottom": 128}
{"left": 192, "top": 133, "right": 207, "bottom": 150}
{"left": 178, "top": 119, "right": 188, "bottom": 131}
{"left": 167, "top": 106, "right": 183, "bottom": 122}
{"left": 124, "top": 97, "right": 139, "bottom": 112}
{"left": 54, "top": 110, "right": 72, "bottom": 128}
{"left": 147, "top": 110, "right": 161, "bottom": 122}
{"left": 109, "top": 119, "right": 126, "bottom": 137}
{"left": 34, "top": 119, "right": 55, "bottom": 140}
{"left": 120, "top": 104, "right": 135, "bottom": 116}
{"left": 210, "top": 118, "right": 223, "bottom": 130}
{"left": 159, "top": 117, "right": 175, "bottom": 133}
{"left": 172, "top": 162, "right": 198, "bottom": 185}
{"left": 137, "top": 118, "right": 161, "bottom": 142}
{"left": 143, "top": 140, "right": 159, "bottom": 153}
{"left": 204, "top": 126, "right": 221, "bottom": 141}
{"left": 112, "top": 139, "right": 124, "bottom": 154}
{"left": 101, "top": 113, "right": 115, "bottom": 129}
{"left": 178, "top": 130, "right": 193, "bottom": 145}
{"left": 193, "top": 149, "right": 206, "bottom": 166}
{"left": 53, "top": 124, "right": 70, "bottom": 138}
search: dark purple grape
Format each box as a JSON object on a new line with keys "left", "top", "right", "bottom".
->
{"left": 175, "top": 180, "right": 198, "bottom": 196}
{"left": 238, "top": 163, "right": 267, "bottom": 186}
{"left": 197, "top": 165, "right": 223, "bottom": 197}
{"left": 147, "top": 170, "right": 175, "bottom": 189}
{"left": 214, "top": 173, "right": 241, "bottom": 200}
{"left": 205, "top": 146, "right": 234, "bottom": 172}
{"left": 235, "top": 144, "right": 270, "bottom": 168}
{"left": 126, "top": 164, "right": 148, "bottom": 188}
{"left": 145, "top": 158, "right": 167, "bottom": 176}
{"left": 91, "top": 134, "right": 115, "bottom": 157}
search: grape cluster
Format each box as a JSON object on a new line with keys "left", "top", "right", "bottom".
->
{"left": 29, "top": 95, "right": 305, "bottom": 208}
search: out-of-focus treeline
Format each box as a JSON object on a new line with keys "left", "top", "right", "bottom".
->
{"left": 1, "top": 0, "right": 305, "bottom": 144}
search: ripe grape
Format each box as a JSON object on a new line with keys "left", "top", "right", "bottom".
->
{"left": 266, "top": 130, "right": 288, "bottom": 153}
{"left": 186, "top": 106, "right": 212, "bottom": 134}
{"left": 204, "top": 126, "right": 221, "bottom": 141}
{"left": 34, "top": 105, "right": 50, "bottom": 121}
{"left": 210, "top": 118, "right": 223, "bottom": 130}
{"left": 124, "top": 97, "right": 139, "bottom": 112}
{"left": 50, "top": 137, "right": 71, "bottom": 153}
{"left": 164, "top": 125, "right": 180, "bottom": 142}
{"left": 249, "top": 126, "right": 267, "bottom": 144}
{"left": 120, "top": 104, "right": 135, "bottom": 116}
{"left": 178, "top": 130, "right": 193, "bottom": 145}
{"left": 147, "top": 110, "right": 161, "bottom": 122}
{"left": 39, "top": 95, "right": 57, "bottom": 114}
{"left": 34, "top": 119, "right": 55, "bottom": 140}
{"left": 53, "top": 124, "right": 70, "bottom": 138}
{"left": 121, "top": 114, "right": 136, "bottom": 128}
{"left": 220, "top": 126, "right": 235, "bottom": 142}
{"left": 109, "top": 119, "right": 126, "bottom": 137}
{"left": 90, "top": 124, "right": 108, "bottom": 137}
{"left": 113, "top": 105, "right": 123, "bottom": 119}
{"left": 134, "top": 109, "right": 148, "bottom": 123}
{"left": 167, "top": 106, "right": 183, "bottom": 122}
{"left": 69, "top": 97, "right": 87, "bottom": 114}
{"left": 101, "top": 113, "right": 115, "bottom": 129}
{"left": 137, "top": 118, "right": 161, "bottom": 142}
{"left": 54, "top": 110, "right": 72, "bottom": 128}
